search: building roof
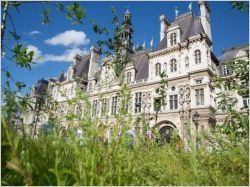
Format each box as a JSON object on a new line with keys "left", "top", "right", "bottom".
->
{"left": 219, "top": 44, "right": 249, "bottom": 62}
{"left": 156, "top": 13, "right": 205, "bottom": 51}
{"left": 31, "top": 79, "right": 48, "bottom": 97}
{"left": 130, "top": 51, "right": 149, "bottom": 80}
{"left": 74, "top": 54, "right": 91, "bottom": 79}
{"left": 58, "top": 72, "right": 66, "bottom": 82}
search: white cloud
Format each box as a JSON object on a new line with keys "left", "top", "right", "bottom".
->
{"left": 27, "top": 45, "right": 42, "bottom": 63}
{"left": 29, "top": 30, "right": 40, "bottom": 35}
{"left": 43, "top": 48, "right": 88, "bottom": 62}
{"left": 25, "top": 44, "right": 89, "bottom": 64}
{"left": 44, "top": 30, "right": 90, "bottom": 47}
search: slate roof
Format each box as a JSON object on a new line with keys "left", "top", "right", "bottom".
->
{"left": 219, "top": 44, "right": 249, "bottom": 62}
{"left": 58, "top": 72, "right": 66, "bottom": 82}
{"left": 130, "top": 51, "right": 149, "bottom": 80}
{"left": 32, "top": 79, "right": 48, "bottom": 97}
{"left": 74, "top": 54, "right": 91, "bottom": 79}
{"left": 156, "top": 13, "right": 205, "bottom": 51}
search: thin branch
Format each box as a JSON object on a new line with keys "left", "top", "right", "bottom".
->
{"left": 1, "top": 1, "right": 9, "bottom": 50}
{"left": 6, "top": 12, "right": 20, "bottom": 45}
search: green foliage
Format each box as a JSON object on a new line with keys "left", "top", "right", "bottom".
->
{"left": 231, "top": 1, "right": 249, "bottom": 11}
{"left": 56, "top": 3, "right": 64, "bottom": 12}
{"left": 213, "top": 58, "right": 249, "bottom": 150}
{"left": 66, "top": 2, "right": 86, "bottom": 24}
{"left": 41, "top": 9, "right": 50, "bottom": 25}
{"left": 12, "top": 45, "right": 35, "bottom": 70}
{"left": 92, "top": 7, "right": 131, "bottom": 77}
{"left": 155, "top": 70, "right": 168, "bottom": 112}
{"left": 1, "top": 116, "right": 249, "bottom": 185}
{"left": 214, "top": 59, "right": 249, "bottom": 97}
{"left": 2, "top": 4, "right": 249, "bottom": 186}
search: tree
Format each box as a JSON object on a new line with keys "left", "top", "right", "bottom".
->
{"left": 1, "top": 2, "right": 86, "bottom": 135}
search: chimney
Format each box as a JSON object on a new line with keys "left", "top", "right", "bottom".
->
{"left": 159, "top": 15, "right": 170, "bottom": 41}
{"left": 198, "top": 1, "right": 212, "bottom": 42}
{"left": 88, "top": 46, "right": 100, "bottom": 78}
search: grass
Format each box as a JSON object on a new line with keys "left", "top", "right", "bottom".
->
{"left": 1, "top": 117, "right": 249, "bottom": 186}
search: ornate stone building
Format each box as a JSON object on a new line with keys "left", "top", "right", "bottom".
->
{"left": 23, "top": 1, "right": 249, "bottom": 141}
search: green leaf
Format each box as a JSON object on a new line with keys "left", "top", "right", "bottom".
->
{"left": 12, "top": 45, "right": 34, "bottom": 70}
{"left": 56, "top": 3, "right": 64, "bottom": 12}
{"left": 41, "top": 9, "right": 49, "bottom": 25}
{"left": 66, "top": 2, "right": 86, "bottom": 24}
{"left": 16, "top": 81, "right": 26, "bottom": 90}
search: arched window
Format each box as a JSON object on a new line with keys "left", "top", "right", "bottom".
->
{"left": 127, "top": 72, "right": 132, "bottom": 83}
{"left": 159, "top": 126, "right": 174, "bottom": 143}
{"left": 155, "top": 63, "right": 161, "bottom": 76}
{"left": 170, "top": 59, "right": 177, "bottom": 72}
{"left": 170, "top": 33, "right": 177, "bottom": 46}
{"left": 195, "top": 50, "right": 201, "bottom": 64}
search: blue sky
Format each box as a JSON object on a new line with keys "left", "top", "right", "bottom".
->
{"left": 2, "top": 1, "right": 249, "bottom": 94}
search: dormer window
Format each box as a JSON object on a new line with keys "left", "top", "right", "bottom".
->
{"left": 127, "top": 72, "right": 132, "bottom": 83}
{"left": 196, "top": 79, "right": 202, "bottom": 84}
{"left": 170, "top": 59, "right": 177, "bottom": 72}
{"left": 155, "top": 63, "right": 161, "bottom": 76}
{"left": 170, "top": 33, "right": 177, "bottom": 46}
{"left": 195, "top": 50, "right": 201, "bottom": 64}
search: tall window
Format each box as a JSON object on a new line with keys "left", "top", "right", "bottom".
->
{"left": 222, "top": 65, "right": 231, "bottom": 76}
{"left": 155, "top": 63, "right": 161, "bottom": 76}
{"left": 243, "top": 97, "right": 249, "bottom": 108}
{"left": 169, "top": 94, "right": 178, "bottom": 110}
{"left": 170, "top": 33, "right": 177, "bottom": 46}
{"left": 154, "top": 98, "right": 161, "bottom": 112}
{"left": 92, "top": 100, "right": 98, "bottom": 116}
{"left": 111, "top": 96, "right": 117, "bottom": 115}
{"left": 195, "top": 88, "right": 204, "bottom": 105}
{"left": 170, "top": 59, "right": 177, "bottom": 72}
{"left": 101, "top": 98, "right": 109, "bottom": 116}
{"left": 195, "top": 50, "right": 201, "bottom": 64}
{"left": 135, "top": 92, "right": 142, "bottom": 113}
{"left": 88, "top": 82, "right": 93, "bottom": 93}
{"left": 127, "top": 72, "right": 132, "bottom": 83}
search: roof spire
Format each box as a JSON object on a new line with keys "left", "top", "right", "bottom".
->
{"left": 143, "top": 39, "right": 146, "bottom": 49}
{"left": 175, "top": 7, "right": 179, "bottom": 17}
{"left": 150, "top": 36, "right": 154, "bottom": 49}
{"left": 188, "top": 2, "right": 192, "bottom": 12}
{"left": 125, "top": 6, "right": 130, "bottom": 14}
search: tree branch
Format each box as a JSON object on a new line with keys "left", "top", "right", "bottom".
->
{"left": 1, "top": 1, "right": 9, "bottom": 50}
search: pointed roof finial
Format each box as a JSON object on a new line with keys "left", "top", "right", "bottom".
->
{"left": 125, "top": 6, "right": 130, "bottom": 14}
{"left": 150, "top": 36, "right": 154, "bottom": 49}
{"left": 188, "top": 2, "right": 192, "bottom": 12}
{"left": 143, "top": 39, "right": 146, "bottom": 49}
{"left": 175, "top": 6, "right": 179, "bottom": 17}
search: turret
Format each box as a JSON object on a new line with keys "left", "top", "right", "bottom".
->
{"left": 121, "top": 9, "right": 134, "bottom": 53}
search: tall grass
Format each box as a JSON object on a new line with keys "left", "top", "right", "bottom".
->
{"left": 2, "top": 116, "right": 248, "bottom": 186}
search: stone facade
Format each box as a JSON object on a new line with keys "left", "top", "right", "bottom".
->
{"left": 23, "top": 1, "right": 249, "bottom": 140}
